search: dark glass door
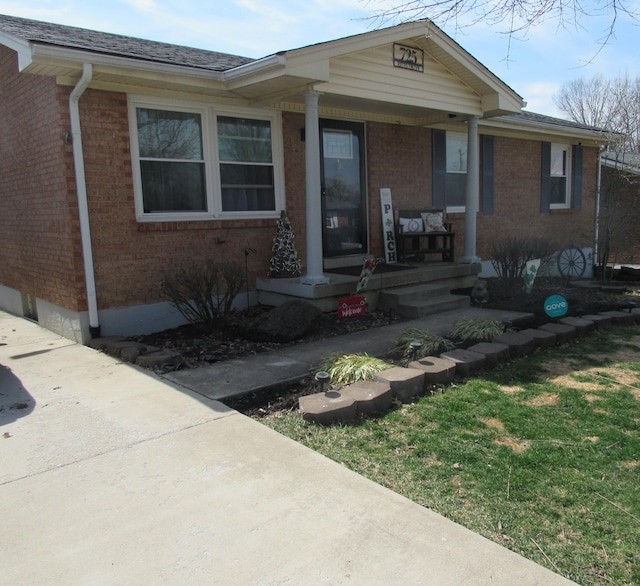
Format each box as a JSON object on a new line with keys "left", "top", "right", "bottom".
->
{"left": 320, "top": 119, "right": 367, "bottom": 258}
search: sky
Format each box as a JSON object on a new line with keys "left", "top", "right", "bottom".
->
{"left": 0, "top": 0, "right": 638, "bottom": 117}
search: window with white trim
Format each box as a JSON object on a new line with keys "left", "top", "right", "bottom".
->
{"left": 129, "top": 97, "right": 284, "bottom": 221}
{"left": 445, "top": 131, "right": 467, "bottom": 209}
{"left": 550, "top": 143, "right": 571, "bottom": 208}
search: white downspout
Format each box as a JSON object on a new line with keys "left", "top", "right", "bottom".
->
{"left": 69, "top": 63, "right": 100, "bottom": 337}
{"left": 593, "top": 150, "right": 603, "bottom": 268}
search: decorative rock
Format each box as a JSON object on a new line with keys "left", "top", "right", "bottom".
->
{"left": 246, "top": 300, "right": 322, "bottom": 342}
{"left": 599, "top": 310, "right": 635, "bottom": 326}
{"left": 518, "top": 328, "right": 557, "bottom": 348}
{"left": 538, "top": 322, "right": 576, "bottom": 345}
{"left": 299, "top": 391, "right": 357, "bottom": 425}
{"left": 439, "top": 348, "right": 486, "bottom": 377}
{"left": 135, "top": 350, "right": 184, "bottom": 369}
{"left": 466, "top": 342, "right": 510, "bottom": 367}
{"left": 88, "top": 336, "right": 127, "bottom": 351}
{"left": 560, "top": 316, "right": 595, "bottom": 336}
{"left": 342, "top": 381, "right": 393, "bottom": 415}
{"left": 492, "top": 332, "right": 536, "bottom": 358}
{"left": 374, "top": 367, "right": 425, "bottom": 402}
{"left": 408, "top": 356, "right": 457, "bottom": 384}
{"left": 117, "top": 342, "right": 149, "bottom": 362}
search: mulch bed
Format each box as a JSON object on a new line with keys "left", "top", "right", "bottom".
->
{"left": 134, "top": 277, "right": 637, "bottom": 416}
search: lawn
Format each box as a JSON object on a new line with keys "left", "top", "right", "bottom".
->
{"left": 261, "top": 326, "right": 640, "bottom": 585}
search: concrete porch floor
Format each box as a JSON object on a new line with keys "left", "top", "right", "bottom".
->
{"left": 256, "top": 261, "right": 482, "bottom": 312}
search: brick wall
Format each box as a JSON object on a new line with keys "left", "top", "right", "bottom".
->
{"left": 367, "top": 123, "right": 431, "bottom": 257}
{"left": 599, "top": 166, "right": 640, "bottom": 265}
{"left": 0, "top": 46, "right": 86, "bottom": 311}
{"left": 476, "top": 136, "right": 597, "bottom": 260}
{"left": 80, "top": 89, "right": 280, "bottom": 309}
{"left": 367, "top": 123, "right": 598, "bottom": 261}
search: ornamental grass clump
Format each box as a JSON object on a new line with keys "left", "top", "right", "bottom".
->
{"left": 392, "top": 328, "right": 455, "bottom": 359}
{"left": 449, "top": 318, "right": 505, "bottom": 343}
{"left": 315, "top": 353, "right": 394, "bottom": 386}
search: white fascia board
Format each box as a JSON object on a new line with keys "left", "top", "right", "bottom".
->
{"left": 27, "top": 43, "right": 227, "bottom": 82}
{"left": 281, "top": 20, "right": 431, "bottom": 63}
{"left": 0, "top": 31, "right": 34, "bottom": 70}
{"left": 429, "top": 33, "right": 523, "bottom": 106}
{"left": 222, "top": 54, "right": 286, "bottom": 81}
{"left": 223, "top": 53, "right": 330, "bottom": 91}
{"left": 481, "top": 116, "right": 609, "bottom": 144}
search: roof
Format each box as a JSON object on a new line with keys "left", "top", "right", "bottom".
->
{"left": 0, "top": 13, "right": 610, "bottom": 144}
{"left": 0, "top": 13, "right": 254, "bottom": 72}
{"left": 602, "top": 152, "right": 640, "bottom": 175}
{"left": 506, "top": 110, "right": 608, "bottom": 134}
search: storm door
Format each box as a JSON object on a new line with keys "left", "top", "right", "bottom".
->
{"left": 320, "top": 119, "right": 367, "bottom": 258}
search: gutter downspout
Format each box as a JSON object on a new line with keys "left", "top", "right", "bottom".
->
{"left": 593, "top": 149, "right": 602, "bottom": 271}
{"left": 69, "top": 63, "right": 100, "bottom": 338}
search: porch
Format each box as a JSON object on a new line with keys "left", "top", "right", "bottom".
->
{"left": 256, "top": 261, "right": 481, "bottom": 317}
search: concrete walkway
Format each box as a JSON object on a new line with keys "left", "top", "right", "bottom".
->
{"left": 0, "top": 310, "right": 576, "bottom": 584}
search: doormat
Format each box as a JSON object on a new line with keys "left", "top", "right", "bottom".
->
{"left": 327, "top": 263, "right": 414, "bottom": 276}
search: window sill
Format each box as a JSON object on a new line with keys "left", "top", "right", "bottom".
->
{"left": 136, "top": 217, "right": 279, "bottom": 232}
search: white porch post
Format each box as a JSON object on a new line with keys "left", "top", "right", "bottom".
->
{"left": 300, "top": 90, "right": 330, "bottom": 285}
{"left": 460, "top": 115, "right": 481, "bottom": 263}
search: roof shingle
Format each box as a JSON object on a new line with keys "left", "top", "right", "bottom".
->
{"left": 0, "top": 13, "right": 254, "bottom": 72}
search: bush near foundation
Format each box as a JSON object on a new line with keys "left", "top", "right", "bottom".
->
{"left": 160, "top": 260, "right": 244, "bottom": 327}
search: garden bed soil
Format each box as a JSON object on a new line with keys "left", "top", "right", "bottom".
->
{"left": 134, "top": 277, "right": 638, "bottom": 416}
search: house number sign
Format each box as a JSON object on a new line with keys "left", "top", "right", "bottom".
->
{"left": 393, "top": 43, "right": 424, "bottom": 72}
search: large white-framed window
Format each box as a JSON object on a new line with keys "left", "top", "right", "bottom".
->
{"left": 128, "top": 96, "right": 284, "bottom": 221}
{"left": 445, "top": 131, "right": 467, "bottom": 211}
{"left": 549, "top": 143, "right": 572, "bottom": 209}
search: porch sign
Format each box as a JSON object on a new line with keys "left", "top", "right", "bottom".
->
{"left": 380, "top": 188, "right": 397, "bottom": 264}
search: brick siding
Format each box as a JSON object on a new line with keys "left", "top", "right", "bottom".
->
{"left": 599, "top": 166, "right": 640, "bottom": 264}
{"left": 0, "top": 46, "right": 86, "bottom": 311}
{"left": 80, "top": 89, "right": 279, "bottom": 309}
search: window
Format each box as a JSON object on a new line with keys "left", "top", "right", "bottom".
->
{"left": 217, "top": 116, "right": 275, "bottom": 212}
{"left": 549, "top": 143, "right": 571, "bottom": 208}
{"left": 445, "top": 132, "right": 467, "bottom": 208}
{"left": 541, "top": 142, "right": 581, "bottom": 212}
{"left": 129, "top": 97, "right": 283, "bottom": 221}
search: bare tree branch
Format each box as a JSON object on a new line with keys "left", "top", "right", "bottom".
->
{"left": 364, "top": 0, "right": 639, "bottom": 62}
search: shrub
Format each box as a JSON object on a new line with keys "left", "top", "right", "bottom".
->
{"left": 392, "top": 328, "right": 455, "bottom": 359}
{"left": 491, "top": 236, "right": 556, "bottom": 294}
{"left": 315, "top": 353, "right": 394, "bottom": 386}
{"left": 160, "top": 259, "right": 244, "bottom": 327}
{"left": 449, "top": 318, "right": 506, "bottom": 342}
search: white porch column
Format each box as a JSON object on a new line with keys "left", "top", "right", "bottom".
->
{"left": 300, "top": 90, "right": 330, "bottom": 285}
{"left": 460, "top": 115, "right": 481, "bottom": 263}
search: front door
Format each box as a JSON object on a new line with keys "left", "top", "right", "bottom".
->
{"left": 320, "top": 119, "right": 367, "bottom": 258}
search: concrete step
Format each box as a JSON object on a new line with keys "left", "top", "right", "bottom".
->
{"left": 379, "top": 282, "right": 452, "bottom": 308}
{"left": 390, "top": 293, "right": 470, "bottom": 318}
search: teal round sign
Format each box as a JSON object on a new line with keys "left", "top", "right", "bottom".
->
{"left": 544, "top": 294, "right": 568, "bottom": 318}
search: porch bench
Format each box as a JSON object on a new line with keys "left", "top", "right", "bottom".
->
{"left": 395, "top": 209, "right": 455, "bottom": 263}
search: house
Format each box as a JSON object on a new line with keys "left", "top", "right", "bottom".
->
{"left": 0, "top": 14, "right": 608, "bottom": 343}
{"left": 598, "top": 153, "right": 640, "bottom": 268}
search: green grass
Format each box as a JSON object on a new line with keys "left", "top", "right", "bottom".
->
{"left": 261, "top": 327, "right": 640, "bottom": 585}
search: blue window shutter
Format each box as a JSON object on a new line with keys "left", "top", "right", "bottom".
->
{"left": 540, "top": 142, "right": 551, "bottom": 212}
{"left": 481, "top": 135, "right": 494, "bottom": 214}
{"left": 432, "top": 129, "right": 446, "bottom": 207}
{"left": 572, "top": 144, "right": 583, "bottom": 210}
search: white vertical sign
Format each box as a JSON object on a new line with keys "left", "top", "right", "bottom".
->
{"left": 380, "top": 188, "right": 397, "bottom": 264}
